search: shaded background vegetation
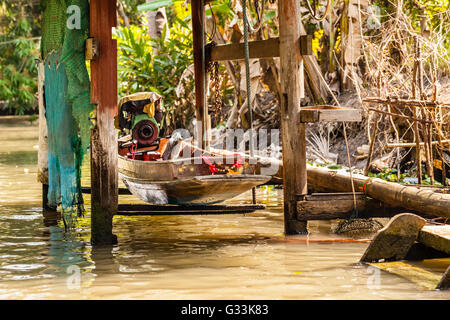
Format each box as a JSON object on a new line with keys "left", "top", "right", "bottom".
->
{"left": 0, "top": 0, "right": 448, "bottom": 122}
{"left": 0, "top": 0, "right": 41, "bottom": 115}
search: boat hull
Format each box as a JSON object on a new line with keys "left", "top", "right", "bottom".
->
{"left": 120, "top": 174, "right": 271, "bottom": 205}
{"left": 118, "top": 156, "right": 272, "bottom": 205}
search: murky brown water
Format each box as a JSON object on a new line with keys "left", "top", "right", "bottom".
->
{"left": 0, "top": 117, "right": 449, "bottom": 299}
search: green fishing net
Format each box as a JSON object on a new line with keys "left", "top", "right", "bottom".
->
{"left": 41, "top": 0, "right": 93, "bottom": 227}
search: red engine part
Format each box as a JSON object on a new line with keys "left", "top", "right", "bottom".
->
{"left": 143, "top": 152, "right": 161, "bottom": 161}
{"left": 132, "top": 120, "right": 159, "bottom": 146}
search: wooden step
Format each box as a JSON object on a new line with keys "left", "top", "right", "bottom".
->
{"left": 419, "top": 225, "right": 450, "bottom": 255}
{"left": 299, "top": 105, "right": 362, "bottom": 123}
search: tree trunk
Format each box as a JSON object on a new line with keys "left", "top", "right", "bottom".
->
{"left": 307, "top": 165, "right": 450, "bottom": 219}
{"left": 146, "top": 0, "right": 169, "bottom": 42}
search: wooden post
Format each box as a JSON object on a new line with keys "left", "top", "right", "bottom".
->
{"left": 90, "top": 0, "right": 118, "bottom": 245}
{"left": 37, "top": 61, "right": 56, "bottom": 211}
{"left": 278, "top": 1, "right": 308, "bottom": 234}
{"left": 191, "top": 0, "right": 208, "bottom": 150}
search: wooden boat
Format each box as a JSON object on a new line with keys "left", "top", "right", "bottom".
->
{"left": 115, "top": 92, "right": 271, "bottom": 205}
{"left": 118, "top": 155, "right": 271, "bottom": 205}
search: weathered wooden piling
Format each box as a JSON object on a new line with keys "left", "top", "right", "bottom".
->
{"left": 278, "top": 0, "right": 308, "bottom": 234}
{"left": 37, "top": 61, "right": 56, "bottom": 212}
{"left": 89, "top": 0, "right": 118, "bottom": 245}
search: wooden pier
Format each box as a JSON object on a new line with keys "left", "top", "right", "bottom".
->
{"left": 41, "top": 0, "right": 450, "bottom": 246}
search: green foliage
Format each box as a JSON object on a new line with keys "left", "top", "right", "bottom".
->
{"left": 367, "top": 168, "right": 446, "bottom": 186}
{"left": 0, "top": 1, "right": 41, "bottom": 115}
{"left": 368, "top": 168, "right": 403, "bottom": 182}
{"left": 138, "top": 0, "right": 175, "bottom": 12}
{"left": 115, "top": 20, "right": 194, "bottom": 133}
{"left": 327, "top": 164, "right": 342, "bottom": 170}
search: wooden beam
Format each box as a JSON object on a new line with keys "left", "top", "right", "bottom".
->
{"left": 211, "top": 38, "right": 280, "bottom": 61}
{"left": 116, "top": 203, "right": 265, "bottom": 216}
{"left": 90, "top": 0, "right": 118, "bottom": 245}
{"left": 210, "top": 36, "right": 312, "bottom": 62}
{"left": 278, "top": 0, "right": 308, "bottom": 234}
{"left": 299, "top": 35, "right": 313, "bottom": 56}
{"left": 299, "top": 106, "right": 362, "bottom": 123}
{"left": 117, "top": 204, "right": 265, "bottom": 212}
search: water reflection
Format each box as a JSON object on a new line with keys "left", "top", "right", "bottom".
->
{"left": 0, "top": 118, "right": 449, "bottom": 299}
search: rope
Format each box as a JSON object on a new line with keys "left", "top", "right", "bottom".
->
{"left": 242, "top": 0, "right": 266, "bottom": 33}
{"left": 201, "top": 0, "right": 208, "bottom": 148}
{"left": 363, "top": 177, "right": 374, "bottom": 195}
{"left": 242, "top": 0, "right": 256, "bottom": 204}
{"left": 343, "top": 122, "right": 358, "bottom": 218}
{"left": 207, "top": 2, "right": 217, "bottom": 41}
{"left": 242, "top": 0, "right": 255, "bottom": 157}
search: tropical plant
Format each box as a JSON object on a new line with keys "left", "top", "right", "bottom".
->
{"left": 0, "top": 0, "right": 41, "bottom": 115}
{"left": 115, "top": 18, "right": 195, "bottom": 134}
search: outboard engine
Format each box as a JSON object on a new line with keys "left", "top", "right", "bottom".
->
{"left": 116, "top": 92, "right": 163, "bottom": 147}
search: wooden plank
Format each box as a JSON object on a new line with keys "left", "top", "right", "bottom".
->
{"left": 419, "top": 225, "right": 450, "bottom": 255}
{"left": 299, "top": 199, "right": 374, "bottom": 216}
{"left": 118, "top": 204, "right": 265, "bottom": 212}
{"left": 297, "top": 196, "right": 421, "bottom": 221}
{"left": 211, "top": 38, "right": 280, "bottom": 61}
{"left": 299, "top": 107, "right": 362, "bottom": 123}
{"left": 297, "top": 208, "right": 422, "bottom": 221}
{"left": 305, "top": 192, "right": 365, "bottom": 201}
{"left": 117, "top": 210, "right": 259, "bottom": 216}
{"left": 299, "top": 35, "right": 313, "bottom": 56}
{"left": 90, "top": 0, "right": 118, "bottom": 245}
{"left": 116, "top": 204, "right": 265, "bottom": 216}
{"left": 368, "top": 261, "right": 443, "bottom": 290}
{"left": 210, "top": 36, "right": 312, "bottom": 62}
{"left": 82, "top": 187, "right": 131, "bottom": 195}
{"left": 278, "top": 0, "right": 307, "bottom": 234}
